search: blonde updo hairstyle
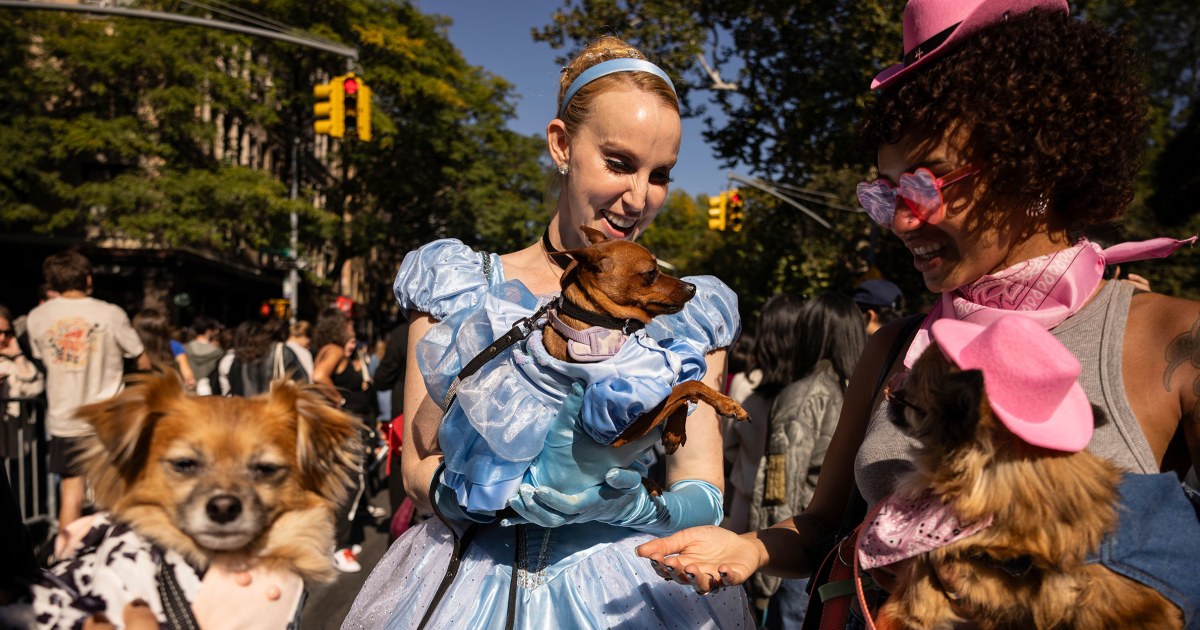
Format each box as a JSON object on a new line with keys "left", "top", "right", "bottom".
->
{"left": 556, "top": 35, "right": 679, "bottom": 133}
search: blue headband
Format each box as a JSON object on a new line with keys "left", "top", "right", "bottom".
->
{"left": 558, "top": 58, "right": 678, "bottom": 118}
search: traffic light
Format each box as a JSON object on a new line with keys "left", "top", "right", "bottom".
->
{"left": 727, "top": 189, "right": 744, "bottom": 232}
{"left": 313, "top": 76, "right": 346, "bottom": 138}
{"left": 707, "top": 192, "right": 727, "bottom": 231}
{"left": 341, "top": 74, "right": 372, "bottom": 142}
{"left": 355, "top": 80, "right": 372, "bottom": 142}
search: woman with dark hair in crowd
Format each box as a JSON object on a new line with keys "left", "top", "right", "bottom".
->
{"left": 227, "top": 317, "right": 305, "bottom": 397}
{"left": 745, "top": 292, "right": 867, "bottom": 626}
{"left": 311, "top": 309, "right": 375, "bottom": 573}
{"left": 724, "top": 294, "right": 806, "bottom": 535}
{"left": 130, "top": 308, "right": 195, "bottom": 388}
{"left": 640, "top": 0, "right": 1200, "bottom": 625}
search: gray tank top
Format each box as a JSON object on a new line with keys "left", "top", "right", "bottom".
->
{"left": 854, "top": 280, "right": 1157, "bottom": 506}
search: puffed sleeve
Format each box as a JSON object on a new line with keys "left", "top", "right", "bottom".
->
{"left": 645, "top": 275, "right": 741, "bottom": 352}
{"left": 393, "top": 239, "right": 495, "bottom": 321}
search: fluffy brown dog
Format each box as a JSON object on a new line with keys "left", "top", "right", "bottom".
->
{"left": 542, "top": 226, "right": 749, "bottom": 454}
{"left": 875, "top": 344, "right": 1180, "bottom": 629}
{"left": 76, "top": 371, "right": 362, "bottom": 582}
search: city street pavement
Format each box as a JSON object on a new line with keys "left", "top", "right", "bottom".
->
{"left": 302, "top": 513, "right": 393, "bottom": 629}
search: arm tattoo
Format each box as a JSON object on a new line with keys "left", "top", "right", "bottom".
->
{"left": 1163, "top": 316, "right": 1200, "bottom": 423}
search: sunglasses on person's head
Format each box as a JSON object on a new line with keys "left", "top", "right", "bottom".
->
{"left": 857, "top": 164, "right": 980, "bottom": 229}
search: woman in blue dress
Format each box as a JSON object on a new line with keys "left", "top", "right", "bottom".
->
{"left": 343, "top": 36, "right": 752, "bottom": 629}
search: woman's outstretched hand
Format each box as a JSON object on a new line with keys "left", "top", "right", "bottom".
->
{"left": 635, "top": 525, "right": 765, "bottom": 594}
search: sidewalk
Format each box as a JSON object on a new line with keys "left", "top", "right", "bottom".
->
{"left": 301, "top": 514, "right": 392, "bottom": 629}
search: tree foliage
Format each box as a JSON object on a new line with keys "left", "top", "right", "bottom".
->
{"left": 0, "top": 0, "right": 549, "bottom": 316}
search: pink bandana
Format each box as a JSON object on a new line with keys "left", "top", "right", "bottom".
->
{"left": 904, "top": 236, "right": 1196, "bottom": 367}
{"left": 857, "top": 490, "right": 994, "bottom": 570}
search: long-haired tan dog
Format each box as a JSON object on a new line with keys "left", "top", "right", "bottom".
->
{"left": 78, "top": 371, "right": 361, "bottom": 581}
{"left": 872, "top": 318, "right": 1180, "bottom": 629}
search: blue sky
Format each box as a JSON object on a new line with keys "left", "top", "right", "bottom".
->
{"left": 422, "top": 0, "right": 728, "bottom": 197}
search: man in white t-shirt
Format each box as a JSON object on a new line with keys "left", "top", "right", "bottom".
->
{"left": 26, "top": 250, "right": 149, "bottom": 548}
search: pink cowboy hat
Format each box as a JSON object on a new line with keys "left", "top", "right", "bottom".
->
{"left": 930, "top": 316, "right": 1093, "bottom": 452}
{"left": 872, "top": 0, "right": 1069, "bottom": 90}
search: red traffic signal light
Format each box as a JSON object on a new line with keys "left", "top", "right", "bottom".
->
{"left": 343, "top": 77, "right": 359, "bottom": 95}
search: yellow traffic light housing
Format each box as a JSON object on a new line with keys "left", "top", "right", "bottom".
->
{"left": 313, "top": 77, "right": 346, "bottom": 138}
{"left": 727, "top": 189, "right": 744, "bottom": 232}
{"left": 355, "top": 82, "right": 372, "bottom": 142}
{"left": 707, "top": 192, "right": 728, "bottom": 231}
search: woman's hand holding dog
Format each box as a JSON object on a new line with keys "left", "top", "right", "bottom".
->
{"left": 503, "top": 467, "right": 648, "bottom": 528}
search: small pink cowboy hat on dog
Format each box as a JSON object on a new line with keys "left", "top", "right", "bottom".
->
{"left": 872, "top": 0, "right": 1069, "bottom": 90}
{"left": 930, "top": 316, "right": 1093, "bottom": 452}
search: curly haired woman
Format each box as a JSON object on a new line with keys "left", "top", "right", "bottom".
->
{"left": 639, "top": 0, "right": 1200, "bottom": 626}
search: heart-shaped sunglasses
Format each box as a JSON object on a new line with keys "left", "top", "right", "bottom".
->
{"left": 857, "top": 164, "right": 980, "bottom": 228}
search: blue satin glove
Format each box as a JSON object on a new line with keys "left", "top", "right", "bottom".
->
{"left": 505, "top": 470, "right": 723, "bottom": 536}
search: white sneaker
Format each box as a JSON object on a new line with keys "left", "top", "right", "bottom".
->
{"left": 333, "top": 548, "right": 361, "bottom": 573}
{"left": 367, "top": 504, "right": 388, "bottom": 519}
{"left": 351, "top": 544, "right": 362, "bottom": 555}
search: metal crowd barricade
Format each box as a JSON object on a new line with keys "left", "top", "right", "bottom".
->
{"left": 1, "top": 395, "right": 54, "bottom": 554}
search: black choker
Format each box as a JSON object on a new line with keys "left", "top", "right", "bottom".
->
{"left": 558, "top": 298, "right": 645, "bottom": 334}
{"left": 541, "top": 228, "right": 574, "bottom": 271}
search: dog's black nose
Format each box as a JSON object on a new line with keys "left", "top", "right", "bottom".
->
{"left": 206, "top": 495, "right": 243, "bottom": 524}
{"left": 683, "top": 282, "right": 696, "bottom": 297}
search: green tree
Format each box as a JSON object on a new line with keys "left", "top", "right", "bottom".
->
{"left": 0, "top": 0, "right": 551, "bottom": 318}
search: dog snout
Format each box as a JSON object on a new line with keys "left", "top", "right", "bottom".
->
{"left": 682, "top": 281, "right": 696, "bottom": 297}
{"left": 206, "top": 495, "right": 243, "bottom": 524}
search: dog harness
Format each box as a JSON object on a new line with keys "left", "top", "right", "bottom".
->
{"left": 547, "top": 299, "right": 644, "bottom": 363}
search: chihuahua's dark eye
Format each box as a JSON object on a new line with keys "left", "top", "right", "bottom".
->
{"left": 642, "top": 269, "right": 659, "bottom": 285}
{"left": 169, "top": 458, "right": 200, "bottom": 475}
{"left": 251, "top": 463, "right": 286, "bottom": 478}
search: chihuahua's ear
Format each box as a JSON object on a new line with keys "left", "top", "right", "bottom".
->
{"left": 579, "top": 226, "right": 608, "bottom": 245}
{"left": 269, "top": 381, "right": 361, "bottom": 502}
{"left": 75, "top": 370, "right": 184, "bottom": 481}
{"left": 557, "top": 245, "right": 614, "bottom": 273}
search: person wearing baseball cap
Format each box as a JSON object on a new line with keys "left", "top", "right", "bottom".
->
{"left": 637, "top": 1, "right": 1200, "bottom": 623}
{"left": 851, "top": 279, "right": 905, "bottom": 336}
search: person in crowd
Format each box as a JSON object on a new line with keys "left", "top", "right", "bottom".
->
{"left": 851, "top": 279, "right": 905, "bottom": 336}
{"left": 723, "top": 294, "right": 806, "bottom": 535}
{"left": 227, "top": 317, "right": 305, "bottom": 397}
{"left": 745, "top": 292, "right": 867, "bottom": 627}
{"left": 345, "top": 36, "right": 749, "bottom": 627}
{"left": 372, "top": 322, "right": 409, "bottom": 525}
{"left": 25, "top": 251, "right": 149, "bottom": 555}
{"left": 184, "top": 315, "right": 224, "bottom": 396}
{"left": 312, "top": 310, "right": 376, "bottom": 573}
{"left": 13, "top": 284, "right": 58, "bottom": 374}
{"left": 637, "top": 0, "right": 1200, "bottom": 623}
{"left": 286, "top": 319, "right": 315, "bottom": 382}
{"left": 216, "top": 325, "right": 239, "bottom": 397}
{"left": 0, "top": 304, "right": 44, "bottom": 420}
{"left": 130, "top": 308, "right": 195, "bottom": 390}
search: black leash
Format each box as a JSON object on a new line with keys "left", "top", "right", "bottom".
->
{"left": 441, "top": 298, "right": 557, "bottom": 410}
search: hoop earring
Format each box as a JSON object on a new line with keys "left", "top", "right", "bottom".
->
{"left": 1026, "top": 193, "right": 1049, "bottom": 217}
{"left": 556, "top": 164, "right": 569, "bottom": 176}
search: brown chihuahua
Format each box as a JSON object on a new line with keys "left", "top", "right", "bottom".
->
{"left": 543, "top": 226, "right": 749, "bottom": 455}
